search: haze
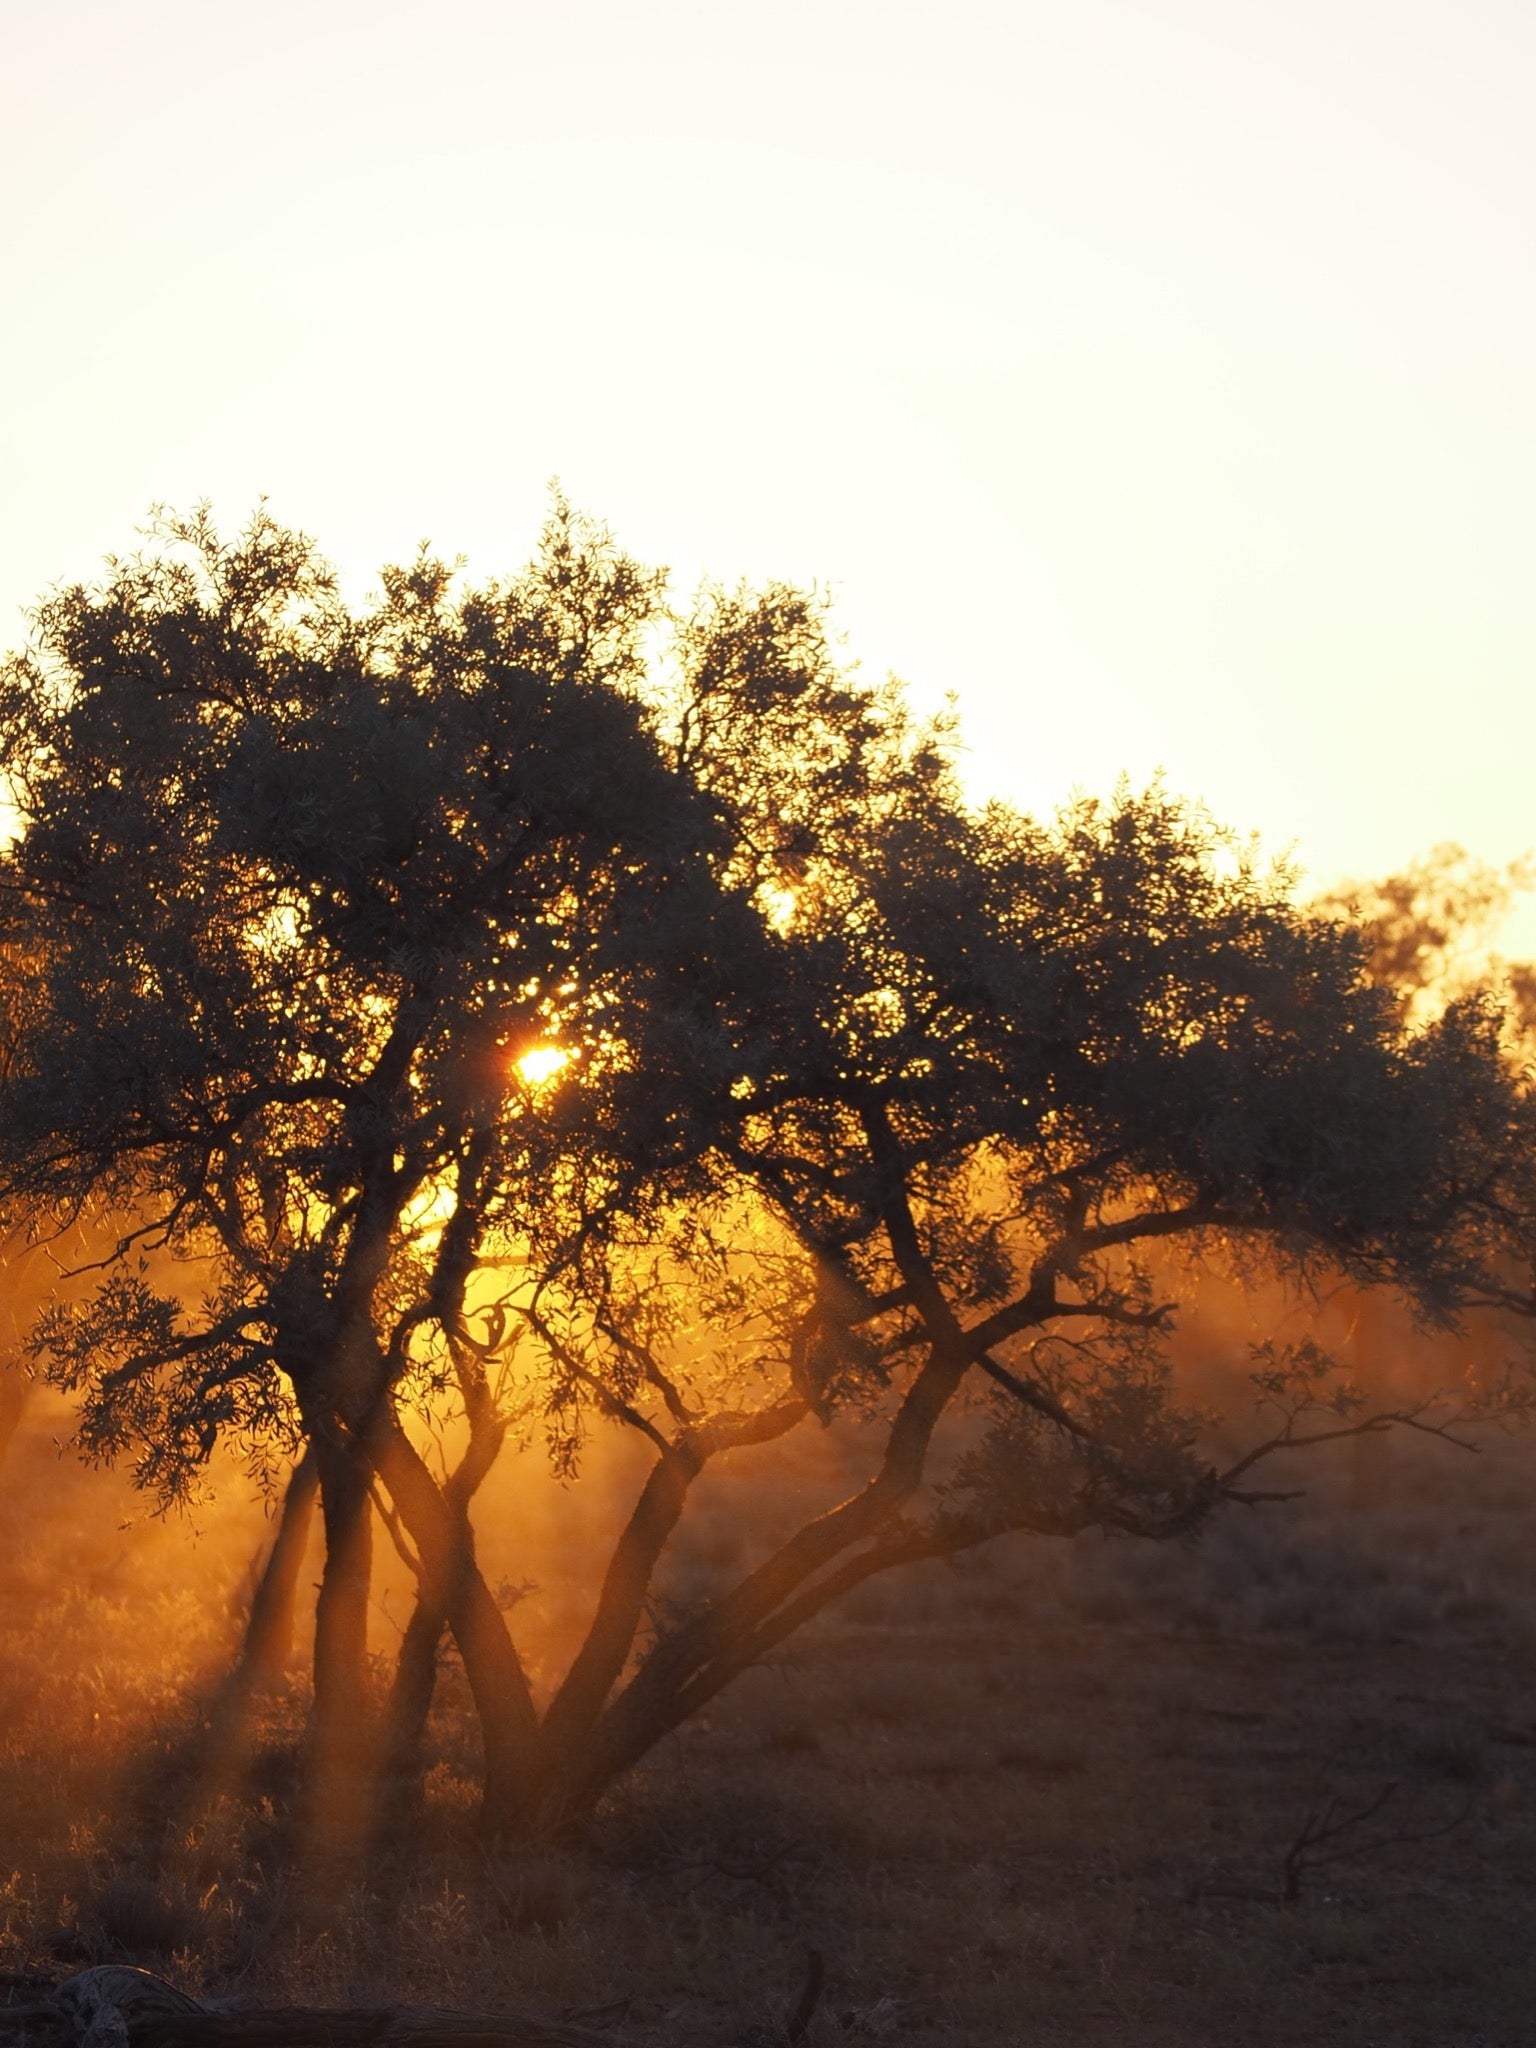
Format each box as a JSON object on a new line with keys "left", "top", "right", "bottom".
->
{"left": 4, "top": 0, "right": 1534, "bottom": 928}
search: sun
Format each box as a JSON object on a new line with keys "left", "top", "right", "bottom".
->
{"left": 758, "top": 881, "right": 798, "bottom": 934}
{"left": 515, "top": 1043, "right": 571, "bottom": 1088}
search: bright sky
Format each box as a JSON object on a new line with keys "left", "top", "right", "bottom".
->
{"left": 4, "top": 0, "right": 1535, "bottom": 934}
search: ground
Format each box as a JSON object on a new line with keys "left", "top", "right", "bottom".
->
{"left": 2, "top": 1408, "right": 1534, "bottom": 2047}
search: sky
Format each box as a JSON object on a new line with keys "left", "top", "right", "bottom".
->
{"left": 3, "top": 0, "right": 1535, "bottom": 935}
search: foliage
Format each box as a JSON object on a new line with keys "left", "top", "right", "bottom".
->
{"left": 0, "top": 503, "right": 1532, "bottom": 1840}
{"left": 0, "top": 501, "right": 702, "bottom": 1495}
{"left": 1314, "top": 841, "right": 1534, "bottom": 1021}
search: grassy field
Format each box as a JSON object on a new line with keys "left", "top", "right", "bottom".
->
{"left": 2, "top": 1405, "right": 1535, "bottom": 2047}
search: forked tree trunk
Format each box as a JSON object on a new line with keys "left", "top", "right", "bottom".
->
{"left": 378, "top": 1587, "right": 447, "bottom": 1804}
{"left": 521, "top": 1334, "right": 969, "bottom": 1837}
{"left": 236, "top": 1450, "right": 320, "bottom": 1694}
{"left": 366, "top": 1416, "right": 540, "bottom": 1826}
{"left": 377, "top": 1388, "right": 509, "bottom": 1803}
{"left": 529, "top": 1445, "right": 701, "bottom": 1817}
{"left": 382, "top": 1555, "right": 533, "bottom": 1829}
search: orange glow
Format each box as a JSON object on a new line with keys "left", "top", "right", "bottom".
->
{"left": 400, "top": 1177, "right": 458, "bottom": 1244}
{"left": 515, "top": 1043, "right": 570, "bottom": 1088}
{"left": 758, "top": 881, "right": 798, "bottom": 934}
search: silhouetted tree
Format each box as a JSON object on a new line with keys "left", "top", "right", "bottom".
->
{"left": 1315, "top": 842, "right": 1533, "bottom": 1017}
{"left": 500, "top": 781, "right": 1536, "bottom": 1830}
{"left": 0, "top": 503, "right": 913, "bottom": 1833}
{"left": 1, "top": 506, "right": 1531, "bottom": 1847}
{"left": 0, "top": 502, "right": 742, "bottom": 1823}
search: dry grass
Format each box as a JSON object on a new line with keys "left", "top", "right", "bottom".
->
{"left": 3, "top": 1406, "right": 1536, "bottom": 2046}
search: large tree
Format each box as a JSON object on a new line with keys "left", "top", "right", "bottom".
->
{"left": 0, "top": 506, "right": 1530, "bottom": 1846}
{"left": 496, "top": 773, "right": 1536, "bottom": 1831}
{"left": 0, "top": 503, "right": 736, "bottom": 1819}
{"left": 0, "top": 503, "right": 910, "bottom": 1831}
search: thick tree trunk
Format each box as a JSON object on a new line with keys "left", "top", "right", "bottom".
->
{"left": 378, "top": 1589, "right": 447, "bottom": 1806}
{"left": 308, "top": 1434, "right": 376, "bottom": 1837}
{"left": 196, "top": 1453, "right": 323, "bottom": 1806}
{"left": 236, "top": 1450, "right": 320, "bottom": 1694}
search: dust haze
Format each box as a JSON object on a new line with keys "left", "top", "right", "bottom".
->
{"left": 1, "top": 516, "right": 1534, "bottom": 2048}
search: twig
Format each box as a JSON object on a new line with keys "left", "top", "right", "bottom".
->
{"left": 1281, "top": 1780, "right": 1472, "bottom": 1901}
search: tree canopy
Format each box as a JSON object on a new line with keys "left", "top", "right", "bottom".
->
{"left": 0, "top": 504, "right": 1531, "bottom": 1841}
{"left": 0, "top": 500, "right": 709, "bottom": 1484}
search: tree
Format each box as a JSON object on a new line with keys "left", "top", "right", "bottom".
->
{"left": 0, "top": 502, "right": 738, "bottom": 1825}
{"left": 1314, "top": 842, "right": 1534, "bottom": 1018}
{"left": 498, "top": 779, "right": 1536, "bottom": 1831}
{"left": 0, "top": 506, "right": 1530, "bottom": 1849}
{"left": 0, "top": 503, "right": 909, "bottom": 1836}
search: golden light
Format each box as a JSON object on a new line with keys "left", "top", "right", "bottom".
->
{"left": 515, "top": 1043, "right": 571, "bottom": 1089}
{"left": 400, "top": 1177, "right": 458, "bottom": 1244}
{"left": 758, "top": 882, "right": 798, "bottom": 934}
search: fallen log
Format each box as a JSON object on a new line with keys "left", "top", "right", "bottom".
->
{"left": 134, "top": 2012, "right": 617, "bottom": 2048}
{"left": 1, "top": 1970, "right": 615, "bottom": 2048}
{"left": 4, "top": 1950, "right": 825, "bottom": 2048}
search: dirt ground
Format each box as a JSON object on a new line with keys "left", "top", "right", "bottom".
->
{"left": 2, "top": 1413, "right": 1535, "bottom": 2048}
